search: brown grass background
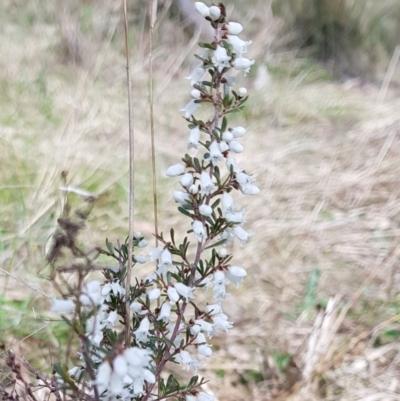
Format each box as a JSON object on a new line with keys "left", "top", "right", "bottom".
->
{"left": 1, "top": 0, "right": 400, "bottom": 400}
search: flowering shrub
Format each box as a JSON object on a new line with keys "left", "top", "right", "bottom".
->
{"left": 1, "top": 2, "right": 258, "bottom": 401}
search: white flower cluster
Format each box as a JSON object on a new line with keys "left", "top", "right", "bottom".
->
{"left": 161, "top": 3, "right": 259, "bottom": 396}
{"left": 95, "top": 347, "right": 155, "bottom": 398}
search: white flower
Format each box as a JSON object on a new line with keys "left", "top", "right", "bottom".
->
{"left": 158, "top": 249, "right": 173, "bottom": 276}
{"left": 226, "top": 157, "right": 243, "bottom": 173}
{"left": 134, "top": 316, "right": 150, "bottom": 342}
{"left": 219, "top": 141, "right": 230, "bottom": 152}
{"left": 138, "top": 238, "right": 148, "bottom": 248}
{"left": 214, "top": 45, "right": 231, "bottom": 72}
{"left": 195, "top": 2, "right": 210, "bottom": 18}
{"left": 227, "top": 22, "right": 243, "bottom": 35}
{"left": 236, "top": 172, "right": 255, "bottom": 187}
{"left": 106, "top": 282, "right": 126, "bottom": 300}
{"left": 204, "top": 303, "right": 222, "bottom": 315}
{"left": 147, "top": 288, "right": 161, "bottom": 300}
{"left": 142, "top": 369, "right": 156, "bottom": 384}
{"left": 181, "top": 99, "right": 201, "bottom": 119}
{"left": 173, "top": 190, "right": 190, "bottom": 205}
{"left": 180, "top": 173, "right": 194, "bottom": 188}
{"left": 236, "top": 172, "right": 259, "bottom": 194}
{"left": 241, "top": 184, "right": 260, "bottom": 195}
{"left": 186, "top": 65, "right": 206, "bottom": 86}
{"left": 134, "top": 255, "right": 147, "bottom": 264}
{"left": 233, "top": 226, "right": 251, "bottom": 243}
{"left": 148, "top": 246, "right": 164, "bottom": 261}
{"left": 222, "top": 193, "right": 235, "bottom": 215}
{"left": 167, "top": 286, "right": 180, "bottom": 302}
{"left": 229, "top": 140, "right": 244, "bottom": 153}
{"left": 104, "top": 310, "right": 118, "bottom": 327}
{"left": 174, "top": 282, "right": 195, "bottom": 301}
{"left": 80, "top": 281, "right": 103, "bottom": 306}
{"left": 195, "top": 332, "right": 212, "bottom": 356}
{"left": 209, "top": 141, "right": 224, "bottom": 165}
{"left": 191, "top": 89, "right": 202, "bottom": 99}
{"left": 225, "top": 265, "right": 247, "bottom": 288}
{"left": 222, "top": 131, "right": 234, "bottom": 142}
{"left": 113, "top": 355, "right": 128, "bottom": 377}
{"left": 175, "top": 350, "right": 202, "bottom": 371}
{"left": 190, "top": 324, "right": 201, "bottom": 336}
{"left": 231, "top": 126, "right": 246, "bottom": 138}
{"left": 232, "top": 57, "right": 255, "bottom": 76}
{"left": 158, "top": 302, "right": 171, "bottom": 322}
{"left": 195, "top": 319, "right": 214, "bottom": 336}
{"left": 50, "top": 298, "right": 75, "bottom": 313}
{"left": 192, "top": 220, "right": 206, "bottom": 242}
{"left": 134, "top": 231, "right": 142, "bottom": 239}
{"left": 96, "top": 361, "right": 112, "bottom": 394}
{"left": 130, "top": 301, "right": 145, "bottom": 314}
{"left": 237, "top": 87, "right": 247, "bottom": 97}
{"left": 226, "top": 210, "right": 245, "bottom": 224}
{"left": 200, "top": 171, "right": 216, "bottom": 195}
{"left": 218, "top": 248, "right": 228, "bottom": 258}
{"left": 166, "top": 163, "right": 185, "bottom": 177}
{"left": 187, "top": 126, "right": 200, "bottom": 149}
{"left": 212, "top": 312, "right": 233, "bottom": 334}
{"left": 199, "top": 204, "right": 213, "bottom": 217}
{"left": 209, "top": 5, "right": 221, "bottom": 20}
{"left": 228, "top": 35, "right": 252, "bottom": 55}
{"left": 213, "top": 270, "right": 228, "bottom": 300}
{"left": 220, "top": 228, "right": 235, "bottom": 243}
{"left": 189, "top": 184, "right": 199, "bottom": 194}
{"left": 186, "top": 396, "right": 198, "bottom": 401}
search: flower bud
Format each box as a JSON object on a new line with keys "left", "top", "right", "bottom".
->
{"left": 229, "top": 140, "right": 244, "bottom": 153}
{"left": 180, "top": 173, "right": 194, "bottom": 188}
{"left": 190, "top": 89, "right": 202, "bottom": 99}
{"left": 222, "top": 131, "right": 234, "bottom": 142}
{"left": 209, "top": 5, "right": 221, "bottom": 21}
{"left": 134, "top": 231, "right": 142, "bottom": 239}
{"left": 195, "top": 2, "right": 210, "bottom": 18}
{"left": 218, "top": 248, "right": 228, "bottom": 258}
{"left": 231, "top": 126, "right": 246, "bottom": 138}
{"left": 237, "top": 87, "right": 247, "bottom": 97}
{"left": 147, "top": 288, "right": 161, "bottom": 300}
{"left": 227, "top": 22, "right": 243, "bottom": 35}
{"left": 199, "top": 204, "right": 213, "bottom": 216}
{"left": 173, "top": 190, "right": 190, "bottom": 205}
{"left": 189, "top": 184, "right": 199, "bottom": 194}
{"left": 192, "top": 220, "right": 206, "bottom": 242}
{"left": 167, "top": 286, "right": 180, "bottom": 302}
{"left": 134, "top": 255, "right": 147, "bottom": 264}
{"left": 166, "top": 163, "right": 185, "bottom": 177}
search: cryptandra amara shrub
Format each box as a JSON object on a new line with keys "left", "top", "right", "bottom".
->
{"left": 1, "top": 2, "right": 259, "bottom": 401}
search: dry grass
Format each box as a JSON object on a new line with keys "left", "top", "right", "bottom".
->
{"left": 1, "top": 1, "right": 400, "bottom": 400}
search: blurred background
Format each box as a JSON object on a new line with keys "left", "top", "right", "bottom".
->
{"left": 1, "top": 0, "right": 400, "bottom": 400}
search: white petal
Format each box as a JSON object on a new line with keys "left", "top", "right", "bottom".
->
{"left": 166, "top": 163, "right": 185, "bottom": 177}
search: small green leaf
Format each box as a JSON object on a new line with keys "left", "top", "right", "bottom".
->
{"left": 221, "top": 117, "right": 228, "bottom": 133}
{"left": 224, "top": 106, "right": 245, "bottom": 115}
{"left": 178, "top": 207, "right": 193, "bottom": 218}
{"left": 205, "top": 239, "right": 227, "bottom": 250}
{"left": 198, "top": 42, "right": 216, "bottom": 50}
